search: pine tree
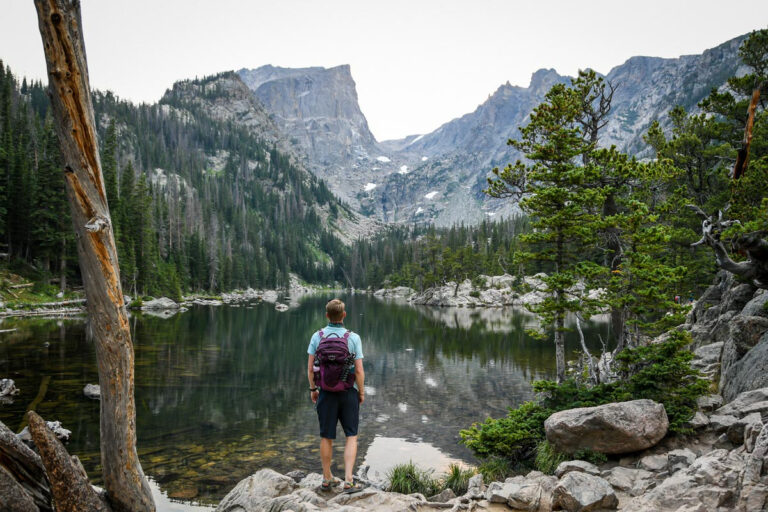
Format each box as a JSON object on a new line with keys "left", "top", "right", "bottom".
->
{"left": 486, "top": 82, "right": 608, "bottom": 382}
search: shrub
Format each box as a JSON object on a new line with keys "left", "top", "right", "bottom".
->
{"left": 534, "top": 440, "right": 568, "bottom": 475}
{"left": 460, "top": 401, "right": 552, "bottom": 464}
{"left": 387, "top": 461, "right": 442, "bottom": 496}
{"left": 477, "top": 456, "right": 516, "bottom": 483}
{"left": 442, "top": 464, "right": 475, "bottom": 495}
{"left": 461, "top": 331, "right": 707, "bottom": 469}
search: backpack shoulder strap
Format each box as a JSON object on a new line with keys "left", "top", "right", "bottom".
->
{"left": 343, "top": 330, "right": 351, "bottom": 340}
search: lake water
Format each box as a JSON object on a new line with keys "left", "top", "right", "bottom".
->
{"left": 0, "top": 294, "right": 610, "bottom": 508}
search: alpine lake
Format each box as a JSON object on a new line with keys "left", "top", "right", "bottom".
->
{"left": 0, "top": 294, "right": 611, "bottom": 510}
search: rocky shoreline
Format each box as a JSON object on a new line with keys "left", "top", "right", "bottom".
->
{"left": 372, "top": 273, "right": 604, "bottom": 309}
{"left": 212, "top": 271, "right": 768, "bottom": 511}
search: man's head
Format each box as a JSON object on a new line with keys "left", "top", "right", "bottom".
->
{"left": 326, "top": 298, "right": 346, "bottom": 323}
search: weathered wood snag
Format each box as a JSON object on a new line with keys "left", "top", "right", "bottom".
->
{"left": 0, "top": 420, "right": 52, "bottom": 510}
{"left": 32, "top": 1, "right": 155, "bottom": 511}
{"left": 27, "top": 411, "right": 110, "bottom": 512}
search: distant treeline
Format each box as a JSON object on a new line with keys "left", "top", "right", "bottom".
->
{"left": 0, "top": 63, "right": 349, "bottom": 298}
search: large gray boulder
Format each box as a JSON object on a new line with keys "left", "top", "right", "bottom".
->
{"left": 544, "top": 400, "right": 668, "bottom": 455}
{"left": 720, "top": 332, "right": 768, "bottom": 402}
{"left": 553, "top": 472, "right": 618, "bottom": 511}
{"left": 742, "top": 289, "right": 768, "bottom": 317}
{"left": 720, "top": 316, "right": 768, "bottom": 392}
{"left": 601, "top": 466, "right": 654, "bottom": 496}
{"left": 216, "top": 469, "right": 297, "bottom": 511}
{"left": 715, "top": 387, "right": 768, "bottom": 417}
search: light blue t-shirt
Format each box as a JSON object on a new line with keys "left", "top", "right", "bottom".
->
{"left": 308, "top": 324, "right": 363, "bottom": 390}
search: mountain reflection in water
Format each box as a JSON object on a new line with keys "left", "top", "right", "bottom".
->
{"left": 0, "top": 294, "right": 609, "bottom": 505}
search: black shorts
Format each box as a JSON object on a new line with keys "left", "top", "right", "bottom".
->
{"left": 316, "top": 388, "right": 359, "bottom": 439}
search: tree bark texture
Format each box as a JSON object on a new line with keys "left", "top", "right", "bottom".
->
{"left": 0, "top": 420, "right": 52, "bottom": 510}
{"left": 27, "top": 412, "right": 110, "bottom": 512}
{"left": 32, "top": 1, "right": 154, "bottom": 511}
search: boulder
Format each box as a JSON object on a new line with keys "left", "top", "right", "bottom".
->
{"left": 708, "top": 414, "right": 738, "bottom": 433}
{"left": 486, "top": 480, "right": 522, "bottom": 503}
{"left": 720, "top": 316, "right": 768, "bottom": 392}
{"left": 427, "top": 488, "right": 455, "bottom": 502}
{"left": 722, "top": 282, "right": 757, "bottom": 313}
{"left": 742, "top": 289, "right": 768, "bottom": 317}
{"left": 721, "top": 333, "right": 768, "bottom": 402}
{"left": 215, "top": 469, "right": 297, "bottom": 511}
{"left": 553, "top": 472, "right": 618, "bottom": 511}
{"left": 622, "top": 449, "right": 744, "bottom": 512}
{"left": 715, "top": 387, "right": 768, "bottom": 417}
{"left": 140, "top": 297, "right": 179, "bottom": 310}
{"left": 328, "top": 487, "right": 421, "bottom": 510}
{"left": 601, "top": 466, "right": 654, "bottom": 496}
{"left": 465, "top": 473, "right": 484, "bottom": 499}
{"left": 745, "top": 417, "right": 764, "bottom": 453}
{"left": 638, "top": 453, "right": 668, "bottom": 472}
{"left": 667, "top": 448, "right": 696, "bottom": 473}
{"left": 696, "top": 394, "right": 724, "bottom": 412}
{"left": 688, "top": 411, "right": 710, "bottom": 430}
{"left": 83, "top": 383, "right": 100, "bottom": 400}
{"left": 727, "top": 412, "right": 762, "bottom": 444}
{"left": 544, "top": 399, "right": 668, "bottom": 455}
{"left": 507, "top": 473, "right": 557, "bottom": 511}
{"left": 554, "top": 460, "right": 601, "bottom": 478}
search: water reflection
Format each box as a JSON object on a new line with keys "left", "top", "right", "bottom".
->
{"left": 0, "top": 295, "right": 609, "bottom": 505}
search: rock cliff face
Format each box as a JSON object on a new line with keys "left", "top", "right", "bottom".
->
{"left": 227, "top": 35, "right": 746, "bottom": 226}
{"left": 367, "top": 35, "right": 746, "bottom": 225}
{"left": 237, "top": 65, "right": 393, "bottom": 211}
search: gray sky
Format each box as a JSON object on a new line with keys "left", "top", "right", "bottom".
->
{"left": 1, "top": 1, "right": 767, "bottom": 140}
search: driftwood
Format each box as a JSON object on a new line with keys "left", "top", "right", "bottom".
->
{"left": 35, "top": 299, "right": 86, "bottom": 307}
{"left": 33, "top": 1, "right": 154, "bottom": 511}
{"left": 0, "top": 420, "right": 52, "bottom": 510}
{"left": 27, "top": 411, "right": 109, "bottom": 512}
{"left": 0, "top": 308, "right": 84, "bottom": 319}
{"left": 0, "top": 465, "right": 38, "bottom": 512}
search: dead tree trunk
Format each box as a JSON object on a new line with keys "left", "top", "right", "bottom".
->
{"left": 32, "top": 1, "right": 155, "bottom": 511}
{"left": 27, "top": 412, "right": 110, "bottom": 512}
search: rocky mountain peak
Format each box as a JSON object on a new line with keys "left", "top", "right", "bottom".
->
{"left": 528, "top": 68, "right": 565, "bottom": 94}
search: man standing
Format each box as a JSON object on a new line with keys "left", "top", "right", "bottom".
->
{"left": 307, "top": 298, "right": 365, "bottom": 493}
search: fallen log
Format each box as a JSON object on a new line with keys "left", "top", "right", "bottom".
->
{"left": 27, "top": 411, "right": 109, "bottom": 512}
{"left": 0, "top": 420, "right": 52, "bottom": 511}
{"left": 0, "top": 465, "right": 38, "bottom": 512}
{"left": 7, "top": 284, "right": 34, "bottom": 290}
{"left": 34, "top": 299, "right": 86, "bottom": 308}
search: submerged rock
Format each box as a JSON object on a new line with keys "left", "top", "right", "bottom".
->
{"left": 141, "top": 297, "right": 179, "bottom": 310}
{"left": 83, "top": 384, "right": 100, "bottom": 400}
{"left": 0, "top": 379, "right": 19, "bottom": 402}
{"left": 545, "top": 399, "right": 668, "bottom": 455}
{"left": 274, "top": 303, "right": 289, "bottom": 312}
{"left": 18, "top": 420, "right": 71, "bottom": 443}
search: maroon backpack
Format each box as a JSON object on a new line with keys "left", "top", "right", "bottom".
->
{"left": 313, "top": 330, "right": 356, "bottom": 392}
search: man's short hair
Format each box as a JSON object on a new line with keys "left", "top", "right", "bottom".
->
{"left": 326, "top": 299, "right": 345, "bottom": 322}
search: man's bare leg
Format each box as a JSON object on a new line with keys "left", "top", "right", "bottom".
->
{"left": 321, "top": 437, "right": 334, "bottom": 480}
{"left": 344, "top": 435, "right": 358, "bottom": 482}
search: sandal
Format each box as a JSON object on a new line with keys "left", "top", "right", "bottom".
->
{"left": 342, "top": 480, "right": 363, "bottom": 494}
{"left": 321, "top": 477, "right": 341, "bottom": 490}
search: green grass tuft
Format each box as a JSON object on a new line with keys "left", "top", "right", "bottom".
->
{"left": 386, "top": 461, "right": 442, "bottom": 496}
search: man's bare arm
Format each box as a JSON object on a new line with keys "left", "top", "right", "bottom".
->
{"left": 354, "top": 359, "right": 365, "bottom": 404}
